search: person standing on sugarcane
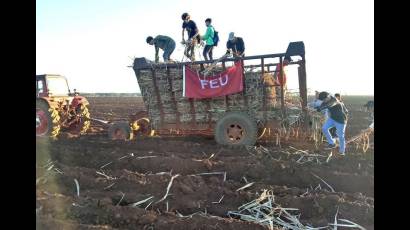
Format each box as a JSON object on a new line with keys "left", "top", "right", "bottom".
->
{"left": 333, "top": 93, "right": 349, "bottom": 142}
{"left": 316, "top": 91, "right": 349, "bottom": 156}
{"left": 226, "top": 32, "right": 245, "bottom": 57}
{"left": 200, "top": 18, "right": 215, "bottom": 61}
{"left": 181, "top": 13, "right": 200, "bottom": 61}
{"left": 146, "top": 35, "right": 176, "bottom": 63}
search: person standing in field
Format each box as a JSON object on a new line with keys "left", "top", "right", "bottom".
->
{"left": 317, "top": 91, "right": 349, "bottom": 156}
{"left": 329, "top": 93, "right": 349, "bottom": 141}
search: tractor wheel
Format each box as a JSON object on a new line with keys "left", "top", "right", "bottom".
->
{"left": 67, "top": 104, "right": 91, "bottom": 135}
{"left": 214, "top": 112, "right": 258, "bottom": 146}
{"left": 108, "top": 122, "right": 133, "bottom": 140}
{"left": 131, "top": 118, "right": 155, "bottom": 137}
{"left": 36, "top": 101, "right": 61, "bottom": 138}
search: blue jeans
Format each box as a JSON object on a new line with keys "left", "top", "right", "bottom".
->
{"left": 322, "top": 118, "right": 347, "bottom": 153}
{"left": 163, "top": 40, "right": 176, "bottom": 61}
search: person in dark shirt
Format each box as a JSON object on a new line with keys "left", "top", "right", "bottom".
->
{"left": 335, "top": 93, "right": 342, "bottom": 101}
{"left": 317, "top": 91, "right": 349, "bottom": 155}
{"left": 329, "top": 93, "right": 345, "bottom": 140}
{"left": 334, "top": 93, "right": 349, "bottom": 119}
{"left": 226, "top": 32, "right": 245, "bottom": 57}
{"left": 146, "top": 35, "right": 176, "bottom": 63}
{"left": 181, "top": 13, "right": 200, "bottom": 61}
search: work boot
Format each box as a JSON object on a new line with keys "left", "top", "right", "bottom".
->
{"left": 324, "top": 144, "right": 337, "bottom": 150}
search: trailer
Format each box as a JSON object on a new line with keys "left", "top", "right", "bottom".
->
{"left": 109, "top": 41, "right": 315, "bottom": 146}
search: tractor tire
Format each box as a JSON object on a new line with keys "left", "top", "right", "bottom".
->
{"left": 67, "top": 104, "right": 91, "bottom": 135}
{"left": 78, "top": 104, "right": 91, "bottom": 135}
{"left": 36, "top": 100, "right": 61, "bottom": 138}
{"left": 214, "top": 112, "right": 258, "bottom": 147}
{"left": 108, "top": 122, "right": 133, "bottom": 140}
{"left": 132, "top": 118, "right": 155, "bottom": 137}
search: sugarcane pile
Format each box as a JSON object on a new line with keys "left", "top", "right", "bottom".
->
{"left": 135, "top": 66, "right": 285, "bottom": 129}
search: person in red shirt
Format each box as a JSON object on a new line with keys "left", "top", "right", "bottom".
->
{"left": 273, "top": 56, "right": 291, "bottom": 100}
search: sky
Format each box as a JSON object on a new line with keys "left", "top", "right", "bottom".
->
{"left": 36, "top": 0, "right": 374, "bottom": 95}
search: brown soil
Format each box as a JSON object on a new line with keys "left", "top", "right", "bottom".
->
{"left": 36, "top": 96, "right": 374, "bottom": 230}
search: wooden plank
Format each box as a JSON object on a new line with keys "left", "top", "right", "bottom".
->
{"left": 151, "top": 69, "right": 164, "bottom": 127}
{"left": 189, "top": 98, "right": 197, "bottom": 128}
{"left": 261, "top": 58, "right": 267, "bottom": 121}
{"left": 167, "top": 68, "right": 181, "bottom": 129}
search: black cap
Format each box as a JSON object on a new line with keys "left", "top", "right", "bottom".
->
{"left": 318, "top": 91, "right": 329, "bottom": 101}
{"left": 181, "top": 13, "right": 189, "bottom": 20}
{"left": 146, "top": 36, "right": 153, "bottom": 44}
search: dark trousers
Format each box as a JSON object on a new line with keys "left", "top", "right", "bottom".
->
{"left": 203, "top": 45, "right": 214, "bottom": 61}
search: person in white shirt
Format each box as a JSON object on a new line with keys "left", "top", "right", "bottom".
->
{"left": 308, "top": 91, "right": 337, "bottom": 142}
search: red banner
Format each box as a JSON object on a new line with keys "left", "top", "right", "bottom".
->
{"left": 183, "top": 62, "right": 244, "bottom": 99}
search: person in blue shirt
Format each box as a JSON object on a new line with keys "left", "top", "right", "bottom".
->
{"left": 146, "top": 35, "right": 176, "bottom": 63}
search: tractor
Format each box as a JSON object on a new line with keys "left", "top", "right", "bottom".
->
{"left": 36, "top": 74, "right": 91, "bottom": 138}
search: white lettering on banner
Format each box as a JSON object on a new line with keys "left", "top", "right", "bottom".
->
{"left": 210, "top": 79, "right": 218, "bottom": 88}
{"left": 200, "top": 80, "right": 208, "bottom": 89}
{"left": 219, "top": 75, "right": 228, "bottom": 86}
{"left": 199, "top": 75, "right": 230, "bottom": 89}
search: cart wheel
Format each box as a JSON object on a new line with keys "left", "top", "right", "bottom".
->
{"left": 108, "top": 122, "right": 133, "bottom": 140}
{"left": 214, "top": 112, "right": 257, "bottom": 146}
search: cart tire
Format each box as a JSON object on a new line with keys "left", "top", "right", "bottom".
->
{"left": 108, "top": 122, "right": 133, "bottom": 140}
{"left": 214, "top": 112, "right": 258, "bottom": 146}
